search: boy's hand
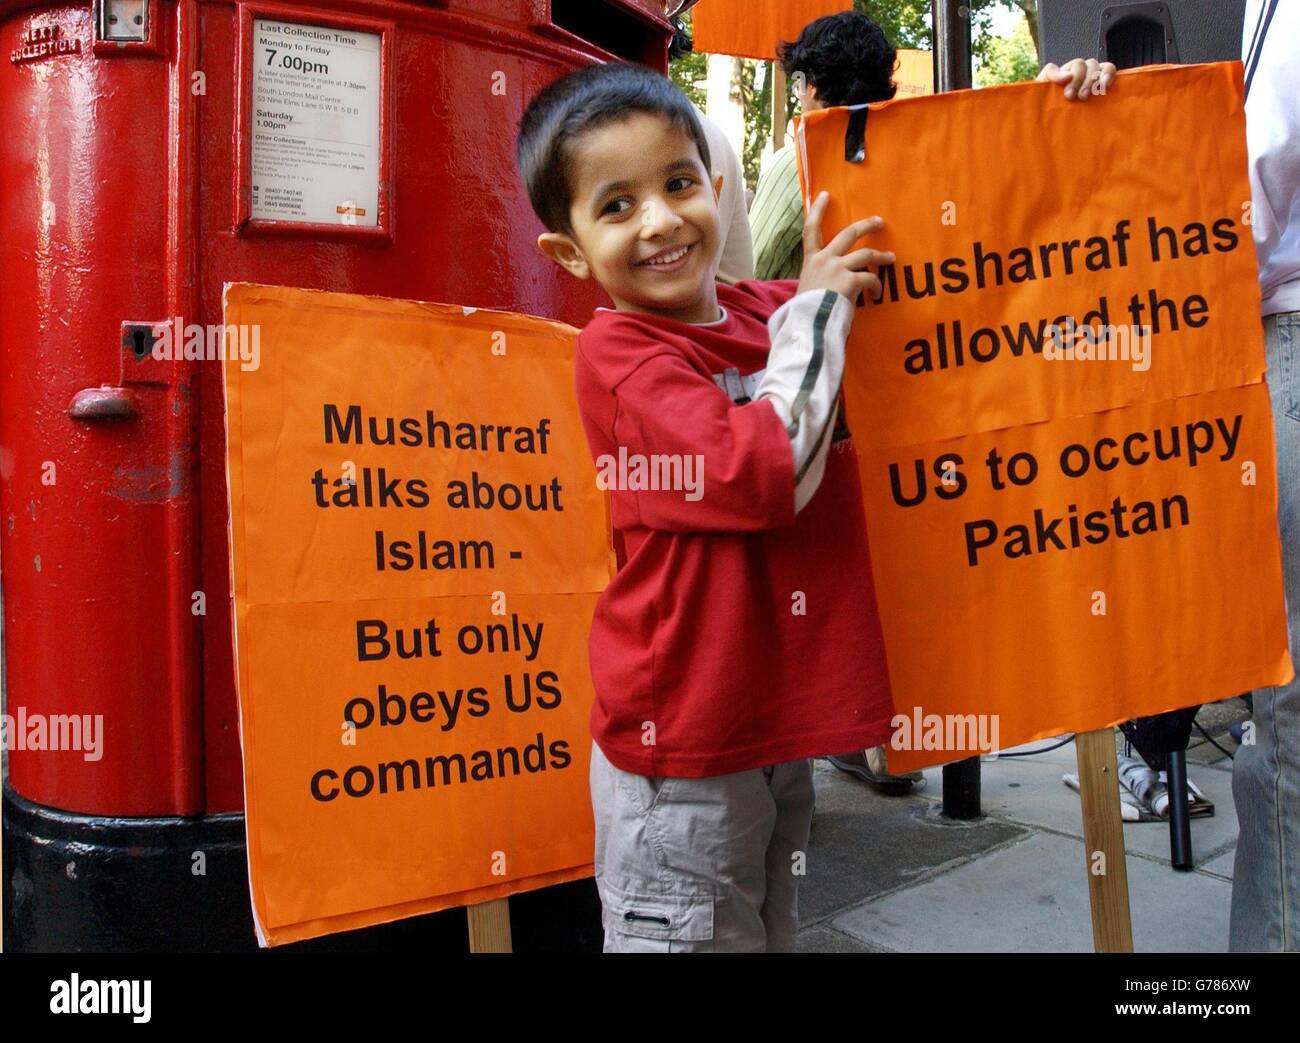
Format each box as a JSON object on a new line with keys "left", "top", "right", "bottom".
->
{"left": 797, "top": 191, "right": 894, "bottom": 303}
{"left": 1038, "top": 57, "right": 1117, "bottom": 99}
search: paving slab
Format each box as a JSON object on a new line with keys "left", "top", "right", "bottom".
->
{"left": 1200, "top": 849, "right": 1236, "bottom": 880}
{"left": 802, "top": 759, "right": 1027, "bottom": 925}
{"left": 794, "top": 924, "right": 880, "bottom": 953}
{"left": 1121, "top": 765, "right": 1238, "bottom": 869}
{"left": 831, "top": 831, "right": 1232, "bottom": 953}
{"left": 1186, "top": 738, "right": 1237, "bottom": 768}
{"left": 913, "top": 743, "right": 1088, "bottom": 840}
{"left": 910, "top": 737, "right": 1239, "bottom": 868}
{"left": 1189, "top": 698, "right": 1251, "bottom": 768}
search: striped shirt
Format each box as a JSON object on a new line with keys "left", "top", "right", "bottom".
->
{"left": 750, "top": 144, "right": 806, "bottom": 281}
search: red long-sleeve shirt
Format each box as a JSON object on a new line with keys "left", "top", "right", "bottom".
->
{"left": 575, "top": 279, "right": 895, "bottom": 777}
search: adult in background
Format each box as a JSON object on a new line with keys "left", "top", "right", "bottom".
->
{"left": 750, "top": 11, "right": 897, "bottom": 282}
{"left": 698, "top": 112, "right": 755, "bottom": 284}
{"left": 670, "top": 21, "right": 754, "bottom": 284}
{"left": 1231, "top": 0, "right": 1300, "bottom": 953}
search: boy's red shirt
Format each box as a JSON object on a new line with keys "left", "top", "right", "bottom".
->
{"left": 574, "top": 278, "right": 894, "bottom": 777}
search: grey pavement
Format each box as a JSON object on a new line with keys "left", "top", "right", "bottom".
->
{"left": 797, "top": 698, "right": 1248, "bottom": 953}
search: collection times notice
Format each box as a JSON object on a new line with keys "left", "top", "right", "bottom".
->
{"left": 250, "top": 20, "right": 381, "bottom": 226}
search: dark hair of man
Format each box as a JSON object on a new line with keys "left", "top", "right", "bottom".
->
{"left": 777, "top": 10, "right": 898, "bottom": 106}
{"left": 668, "top": 17, "right": 692, "bottom": 62}
{"left": 516, "top": 61, "right": 712, "bottom": 237}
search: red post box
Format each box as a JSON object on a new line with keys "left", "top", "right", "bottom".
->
{"left": 1, "top": 0, "right": 673, "bottom": 951}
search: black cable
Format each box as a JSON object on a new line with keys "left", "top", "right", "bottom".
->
{"left": 995, "top": 734, "right": 1076, "bottom": 758}
{"left": 1193, "top": 717, "right": 1235, "bottom": 761}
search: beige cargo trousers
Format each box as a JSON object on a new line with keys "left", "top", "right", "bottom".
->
{"left": 589, "top": 740, "right": 816, "bottom": 952}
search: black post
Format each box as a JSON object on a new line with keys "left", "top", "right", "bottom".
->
{"left": 942, "top": 757, "right": 982, "bottom": 820}
{"left": 932, "top": 0, "right": 980, "bottom": 820}
{"left": 1166, "top": 749, "right": 1194, "bottom": 869}
{"left": 932, "top": 0, "right": 973, "bottom": 92}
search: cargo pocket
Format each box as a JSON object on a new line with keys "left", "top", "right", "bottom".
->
{"left": 601, "top": 883, "right": 715, "bottom": 953}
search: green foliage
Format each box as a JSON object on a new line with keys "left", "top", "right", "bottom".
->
{"left": 736, "top": 59, "right": 773, "bottom": 192}
{"left": 667, "top": 18, "right": 707, "bottom": 110}
{"left": 854, "top": 0, "right": 930, "bottom": 49}
{"left": 854, "top": 0, "right": 1040, "bottom": 67}
{"left": 975, "top": 15, "right": 1039, "bottom": 86}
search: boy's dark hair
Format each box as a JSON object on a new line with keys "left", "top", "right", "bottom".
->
{"left": 778, "top": 11, "right": 897, "bottom": 107}
{"left": 516, "top": 61, "right": 712, "bottom": 237}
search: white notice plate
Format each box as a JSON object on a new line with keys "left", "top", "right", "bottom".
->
{"left": 249, "top": 19, "right": 381, "bottom": 227}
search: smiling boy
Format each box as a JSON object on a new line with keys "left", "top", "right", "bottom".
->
{"left": 516, "top": 61, "right": 894, "bottom": 952}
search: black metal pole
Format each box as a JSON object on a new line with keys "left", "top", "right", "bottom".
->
{"left": 932, "top": 0, "right": 980, "bottom": 819}
{"left": 932, "top": 0, "right": 973, "bottom": 92}
{"left": 1166, "top": 750, "right": 1194, "bottom": 869}
{"left": 942, "top": 757, "right": 982, "bottom": 820}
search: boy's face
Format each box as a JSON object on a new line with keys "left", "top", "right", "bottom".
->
{"left": 538, "top": 112, "right": 724, "bottom": 325}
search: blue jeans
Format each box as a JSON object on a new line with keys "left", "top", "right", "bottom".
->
{"left": 1231, "top": 311, "right": 1300, "bottom": 951}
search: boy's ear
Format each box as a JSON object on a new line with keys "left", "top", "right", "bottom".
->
{"left": 537, "top": 232, "right": 590, "bottom": 280}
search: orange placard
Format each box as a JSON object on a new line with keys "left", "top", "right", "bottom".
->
{"left": 223, "top": 284, "right": 614, "bottom": 945}
{"left": 795, "top": 63, "right": 1293, "bottom": 771}
{"left": 692, "top": 0, "right": 851, "bottom": 62}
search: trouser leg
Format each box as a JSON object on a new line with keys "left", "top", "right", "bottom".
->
{"left": 1231, "top": 312, "right": 1300, "bottom": 951}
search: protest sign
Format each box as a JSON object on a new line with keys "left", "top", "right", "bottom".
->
{"left": 223, "top": 284, "right": 613, "bottom": 945}
{"left": 693, "top": 0, "right": 851, "bottom": 61}
{"left": 796, "top": 63, "right": 1293, "bottom": 772}
{"left": 893, "top": 49, "right": 935, "bottom": 98}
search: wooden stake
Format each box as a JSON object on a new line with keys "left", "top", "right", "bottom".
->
{"left": 467, "top": 897, "right": 513, "bottom": 953}
{"left": 1074, "top": 729, "right": 1134, "bottom": 952}
{"left": 772, "top": 62, "right": 786, "bottom": 151}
